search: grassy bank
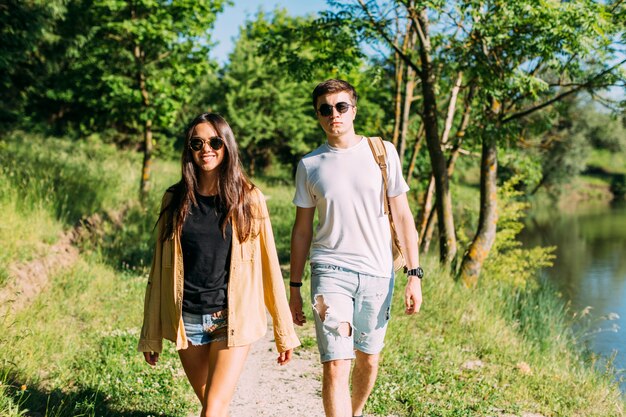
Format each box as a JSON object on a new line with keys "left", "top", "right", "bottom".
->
{"left": 0, "top": 134, "right": 623, "bottom": 416}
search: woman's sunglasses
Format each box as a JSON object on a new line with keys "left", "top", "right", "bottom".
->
{"left": 189, "top": 136, "right": 224, "bottom": 152}
{"left": 317, "top": 102, "right": 355, "bottom": 117}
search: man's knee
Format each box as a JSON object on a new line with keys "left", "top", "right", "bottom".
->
{"left": 323, "top": 359, "right": 352, "bottom": 381}
{"left": 356, "top": 351, "right": 380, "bottom": 370}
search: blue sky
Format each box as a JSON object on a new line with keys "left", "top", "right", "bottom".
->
{"left": 210, "top": 0, "right": 329, "bottom": 63}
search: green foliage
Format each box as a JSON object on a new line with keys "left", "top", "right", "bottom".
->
{"left": 0, "top": 137, "right": 623, "bottom": 416}
{"left": 367, "top": 260, "right": 622, "bottom": 417}
{"left": 582, "top": 107, "right": 626, "bottom": 152}
{"left": 259, "top": 8, "right": 364, "bottom": 82}
{"left": 0, "top": 0, "right": 66, "bottom": 126}
{"left": 3, "top": 0, "right": 227, "bottom": 150}
{"left": 212, "top": 9, "right": 396, "bottom": 174}
{"left": 0, "top": 261, "right": 195, "bottom": 417}
{"left": 611, "top": 174, "right": 626, "bottom": 200}
{"left": 483, "top": 177, "right": 556, "bottom": 288}
{"left": 0, "top": 132, "right": 139, "bottom": 224}
{"left": 455, "top": 0, "right": 614, "bottom": 98}
{"left": 216, "top": 10, "right": 320, "bottom": 173}
{"left": 515, "top": 100, "right": 626, "bottom": 199}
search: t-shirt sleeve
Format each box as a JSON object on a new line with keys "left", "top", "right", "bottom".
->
{"left": 385, "top": 141, "right": 410, "bottom": 197}
{"left": 293, "top": 159, "right": 316, "bottom": 208}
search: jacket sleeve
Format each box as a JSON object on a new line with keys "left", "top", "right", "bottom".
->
{"left": 137, "top": 193, "right": 171, "bottom": 353}
{"left": 256, "top": 189, "right": 301, "bottom": 353}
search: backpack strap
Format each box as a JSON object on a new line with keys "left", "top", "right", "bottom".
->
{"left": 366, "top": 137, "right": 390, "bottom": 215}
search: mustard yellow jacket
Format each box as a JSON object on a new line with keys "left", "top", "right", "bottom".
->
{"left": 137, "top": 187, "right": 300, "bottom": 354}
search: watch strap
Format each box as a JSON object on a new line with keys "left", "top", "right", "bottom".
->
{"left": 405, "top": 267, "right": 424, "bottom": 279}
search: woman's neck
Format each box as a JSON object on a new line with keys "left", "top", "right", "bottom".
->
{"left": 196, "top": 172, "right": 218, "bottom": 196}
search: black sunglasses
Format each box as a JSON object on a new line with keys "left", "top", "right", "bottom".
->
{"left": 317, "top": 102, "right": 355, "bottom": 117}
{"left": 189, "top": 136, "right": 224, "bottom": 151}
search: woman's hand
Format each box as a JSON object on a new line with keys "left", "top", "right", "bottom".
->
{"left": 277, "top": 349, "right": 293, "bottom": 366}
{"left": 143, "top": 351, "right": 159, "bottom": 366}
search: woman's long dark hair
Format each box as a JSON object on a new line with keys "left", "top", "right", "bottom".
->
{"left": 158, "top": 113, "right": 257, "bottom": 243}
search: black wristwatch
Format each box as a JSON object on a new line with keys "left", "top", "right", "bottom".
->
{"left": 405, "top": 267, "right": 424, "bottom": 279}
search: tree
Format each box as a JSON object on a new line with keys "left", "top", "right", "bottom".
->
{"left": 218, "top": 8, "right": 392, "bottom": 174}
{"left": 216, "top": 11, "right": 319, "bottom": 175}
{"left": 325, "top": 0, "right": 624, "bottom": 283}
{"left": 455, "top": 0, "right": 623, "bottom": 286}
{"left": 0, "top": 0, "right": 65, "bottom": 126}
{"left": 332, "top": 0, "right": 465, "bottom": 265}
{"left": 42, "top": 0, "right": 227, "bottom": 200}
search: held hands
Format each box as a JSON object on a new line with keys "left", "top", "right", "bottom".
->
{"left": 405, "top": 276, "right": 422, "bottom": 315}
{"left": 143, "top": 351, "right": 159, "bottom": 366}
{"left": 289, "top": 289, "right": 306, "bottom": 326}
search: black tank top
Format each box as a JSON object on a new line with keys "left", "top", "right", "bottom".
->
{"left": 180, "top": 193, "right": 232, "bottom": 314}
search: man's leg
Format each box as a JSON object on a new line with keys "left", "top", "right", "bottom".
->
{"left": 322, "top": 359, "right": 353, "bottom": 417}
{"left": 351, "top": 273, "right": 395, "bottom": 416}
{"left": 310, "top": 264, "right": 359, "bottom": 417}
{"left": 351, "top": 351, "right": 380, "bottom": 416}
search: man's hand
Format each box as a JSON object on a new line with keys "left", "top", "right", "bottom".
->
{"left": 143, "top": 351, "right": 159, "bottom": 366}
{"left": 289, "top": 289, "right": 307, "bottom": 326}
{"left": 277, "top": 349, "right": 293, "bottom": 366}
{"left": 404, "top": 276, "right": 422, "bottom": 315}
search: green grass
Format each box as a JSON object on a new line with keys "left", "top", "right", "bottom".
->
{"left": 0, "top": 260, "right": 195, "bottom": 417}
{"left": 0, "top": 170, "right": 62, "bottom": 286}
{"left": 0, "top": 134, "right": 624, "bottom": 416}
{"left": 587, "top": 149, "right": 626, "bottom": 175}
{"left": 368, "top": 263, "right": 623, "bottom": 417}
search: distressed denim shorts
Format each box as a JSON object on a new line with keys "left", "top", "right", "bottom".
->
{"left": 181, "top": 309, "right": 228, "bottom": 346}
{"left": 310, "top": 263, "right": 394, "bottom": 363}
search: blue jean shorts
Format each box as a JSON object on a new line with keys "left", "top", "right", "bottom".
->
{"left": 181, "top": 309, "right": 228, "bottom": 346}
{"left": 310, "top": 264, "right": 394, "bottom": 363}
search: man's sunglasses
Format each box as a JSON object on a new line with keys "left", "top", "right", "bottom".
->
{"left": 189, "top": 136, "right": 224, "bottom": 152}
{"left": 317, "top": 102, "right": 355, "bottom": 117}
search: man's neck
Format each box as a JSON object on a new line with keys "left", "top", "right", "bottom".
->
{"left": 327, "top": 132, "right": 362, "bottom": 149}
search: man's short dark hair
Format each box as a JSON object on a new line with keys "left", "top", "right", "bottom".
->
{"left": 311, "top": 79, "right": 358, "bottom": 110}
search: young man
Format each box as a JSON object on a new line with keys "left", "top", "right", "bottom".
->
{"left": 289, "top": 79, "right": 423, "bottom": 417}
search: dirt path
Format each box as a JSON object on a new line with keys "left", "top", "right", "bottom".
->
{"left": 0, "top": 230, "right": 79, "bottom": 314}
{"left": 228, "top": 328, "right": 325, "bottom": 417}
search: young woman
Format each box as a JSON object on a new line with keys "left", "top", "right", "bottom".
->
{"left": 138, "top": 113, "right": 300, "bottom": 417}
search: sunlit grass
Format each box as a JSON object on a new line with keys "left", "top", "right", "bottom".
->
{"left": 587, "top": 149, "right": 626, "bottom": 175}
{"left": 0, "top": 135, "right": 623, "bottom": 416}
{"left": 368, "top": 259, "right": 623, "bottom": 417}
{"left": 0, "top": 259, "right": 195, "bottom": 417}
{"left": 0, "top": 170, "right": 62, "bottom": 287}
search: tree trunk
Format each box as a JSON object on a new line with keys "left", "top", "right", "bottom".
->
{"left": 140, "top": 119, "right": 153, "bottom": 200}
{"left": 135, "top": 40, "right": 152, "bottom": 203}
{"left": 417, "top": 176, "right": 435, "bottom": 245}
{"left": 406, "top": 123, "right": 424, "bottom": 182}
{"left": 459, "top": 120, "right": 498, "bottom": 288}
{"left": 398, "top": 66, "right": 415, "bottom": 163}
{"left": 415, "top": 8, "right": 457, "bottom": 264}
{"left": 420, "top": 202, "right": 437, "bottom": 253}
{"left": 391, "top": 51, "right": 403, "bottom": 146}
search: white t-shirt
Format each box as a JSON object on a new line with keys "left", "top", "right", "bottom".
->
{"left": 293, "top": 137, "right": 409, "bottom": 278}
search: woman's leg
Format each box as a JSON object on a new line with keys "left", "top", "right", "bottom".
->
{"left": 178, "top": 343, "right": 211, "bottom": 403}
{"left": 178, "top": 339, "right": 250, "bottom": 417}
{"left": 204, "top": 340, "right": 250, "bottom": 417}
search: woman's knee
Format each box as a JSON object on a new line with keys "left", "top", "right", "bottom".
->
{"left": 201, "top": 401, "right": 228, "bottom": 417}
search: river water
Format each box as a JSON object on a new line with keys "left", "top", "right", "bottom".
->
{"left": 520, "top": 203, "right": 626, "bottom": 390}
